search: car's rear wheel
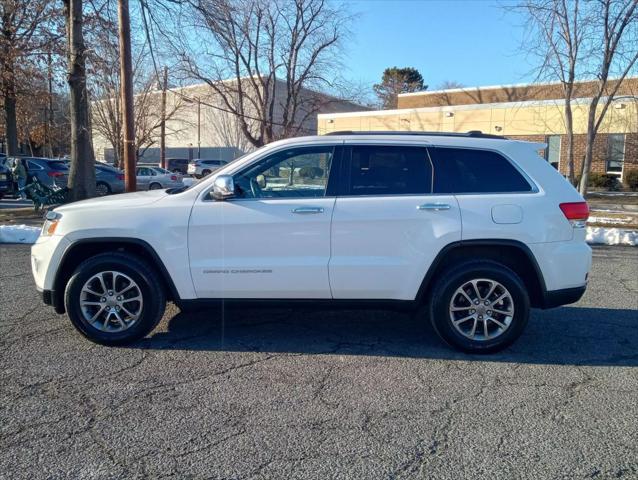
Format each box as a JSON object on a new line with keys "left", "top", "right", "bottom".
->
{"left": 96, "top": 181, "right": 111, "bottom": 196}
{"left": 64, "top": 252, "right": 166, "bottom": 345}
{"left": 202, "top": 169, "right": 212, "bottom": 176}
{"left": 149, "top": 182, "right": 162, "bottom": 190}
{"left": 428, "top": 261, "right": 529, "bottom": 354}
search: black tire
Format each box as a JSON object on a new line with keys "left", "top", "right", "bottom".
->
{"left": 96, "top": 181, "right": 111, "bottom": 196}
{"left": 64, "top": 252, "right": 166, "bottom": 345}
{"left": 149, "top": 182, "right": 162, "bottom": 190}
{"left": 428, "top": 260, "right": 530, "bottom": 354}
{"left": 202, "top": 169, "right": 212, "bottom": 177}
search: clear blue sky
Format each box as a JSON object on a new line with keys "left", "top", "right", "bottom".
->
{"left": 342, "top": 0, "right": 533, "bottom": 90}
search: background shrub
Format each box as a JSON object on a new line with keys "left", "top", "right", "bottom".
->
{"left": 624, "top": 169, "right": 638, "bottom": 191}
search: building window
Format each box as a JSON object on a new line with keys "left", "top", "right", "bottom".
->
{"left": 545, "top": 135, "right": 561, "bottom": 170}
{"left": 607, "top": 134, "right": 625, "bottom": 174}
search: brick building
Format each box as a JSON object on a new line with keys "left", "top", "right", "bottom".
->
{"left": 318, "top": 78, "right": 638, "bottom": 183}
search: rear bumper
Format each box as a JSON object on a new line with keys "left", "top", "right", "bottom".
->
{"left": 541, "top": 285, "right": 587, "bottom": 309}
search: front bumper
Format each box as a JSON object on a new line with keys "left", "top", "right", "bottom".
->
{"left": 31, "top": 234, "right": 70, "bottom": 292}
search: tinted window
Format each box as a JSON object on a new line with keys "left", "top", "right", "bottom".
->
{"left": 347, "top": 146, "right": 432, "bottom": 195}
{"left": 47, "top": 161, "right": 69, "bottom": 171}
{"left": 431, "top": 148, "right": 532, "bottom": 194}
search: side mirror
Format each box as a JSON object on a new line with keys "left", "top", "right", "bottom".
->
{"left": 212, "top": 174, "right": 235, "bottom": 200}
{"left": 256, "top": 174, "right": 267, "bottom": 189}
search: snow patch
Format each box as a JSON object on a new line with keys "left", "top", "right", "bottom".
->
{"left": 588, "top": 215, "right": 635, "bottom": 225}
{"left": 0, "top": 224, "right": 41, "bottom": 244}
{"left": 586, "top": 227, "right": 638, "bottom": 246}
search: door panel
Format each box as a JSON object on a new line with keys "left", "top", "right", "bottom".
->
{"left": 328, "top": 144, "right": 461, "bottom": 300}
{"left": 188, "top": 198, "right": 335, "bottom": 298}
{"left": 188, "top": 144, "right": 341, "bottom": 299}
{"left": 329, "top": 195, "right": 461, "bottom": 300}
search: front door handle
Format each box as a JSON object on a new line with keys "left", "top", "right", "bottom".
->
{"left": 292, "top": 206, "right": 324, "bottom": 214}
{"left": 417, "top": 203, "right": 451, "bottom": 211}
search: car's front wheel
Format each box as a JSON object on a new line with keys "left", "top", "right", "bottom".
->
{"left": 64, "top": 252, "right": 166, "bottom": 345}
{"left": 428, "top": 261, "right": 530, "bottom": 354}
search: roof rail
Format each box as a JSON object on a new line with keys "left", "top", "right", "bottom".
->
{"left": 324, "top": 130, "right": 506, "bottom": 140}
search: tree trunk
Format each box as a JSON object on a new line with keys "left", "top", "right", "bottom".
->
{"left": 564, "top": 99, "right": 575, "bottom": 185}
{"left": 1, "top": 9, "right": 19, "bottom": 156}
{"left": 3, "top": 91, "right": 19, "bottom": 156}
{"left": 64, "top": 0, "right": 96, "bottom": 201}
{"left": 578, "top": 107, "right": 598, "bottom": 195}
{"left": 159, "top": 66, "right": 167, "bottom": 169}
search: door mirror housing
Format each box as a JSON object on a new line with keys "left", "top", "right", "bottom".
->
{"left": 212, "top": 174, "right": 235, "bottom": 200}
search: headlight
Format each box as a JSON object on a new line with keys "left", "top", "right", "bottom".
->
{"left": 41, "top": 211, "right": 62, "bottom": 236}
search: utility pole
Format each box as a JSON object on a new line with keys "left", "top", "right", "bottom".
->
{"left": 118, "top": 0, "right": 136, "bottom": 192}
{"left": 159, "top": 66, "right": 167, "bottom": 169}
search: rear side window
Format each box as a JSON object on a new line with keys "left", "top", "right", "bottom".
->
{"left": 430, "top": 148, "right": 532, "bottom": 194}
{"left": 347, "top": 145, "right": 432, "bottom": 195}
{"left": 48, "top": 161, "right": 69, "bottom": 171}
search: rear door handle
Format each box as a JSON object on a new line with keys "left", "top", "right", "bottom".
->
{"left": 292, "top": 206, "right": 324, "bottom": 214}
{"left": 417, "top": 203, "right": 451, "bottom": 211}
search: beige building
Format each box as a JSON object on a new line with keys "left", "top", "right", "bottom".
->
{"left": 318, "top": 78, "right": 638, "bottom": 182}
{"left": 92, "top": 80, "right": 367, "bottom": 163}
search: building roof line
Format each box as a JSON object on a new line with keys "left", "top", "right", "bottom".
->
{"left": 318, "top": 95, "right": 631, "bottom": 119}
{"left": 397, "top": 76, "right": 638, "bottom": 98}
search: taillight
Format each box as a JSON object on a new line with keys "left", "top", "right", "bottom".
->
{"left": 47, "top": 171, "right": 64, "bottom": 177}
{"left": 559, "top": 202, "right": 589, "bottom": 228}
{"left": 170, "top": 175, "right": 177, "bottom": 181}
{"left": 117, "top": 174, "right": 124, "bottom": 180}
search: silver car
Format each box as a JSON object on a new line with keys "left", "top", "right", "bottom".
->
{"left": 136, "top": 166, "right": 184, "bottom": 190}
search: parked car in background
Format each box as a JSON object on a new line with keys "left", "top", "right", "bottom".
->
{"left": 163, "top": 158, "right": 189, "bottom": 174}
{"left": 136, "top": 166, "right": 183, "bottom": 190}
{"left": 17, "top": 157, "right": 70, "bottom": 187}
{"left": 95, "top": 163, "right": 125, "bottom": 196}
{"left": 187, "top": 159, "right": 229, "bottom": 178}
{"left": 0, "top": 162, "right": 13, "bottom": 199}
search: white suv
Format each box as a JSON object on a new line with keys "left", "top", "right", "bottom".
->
{"left": 187, "top": 159, "right": 229, "bottom": 178}
{"left": 31, "top": 132, "right": 591, "bottom": 353}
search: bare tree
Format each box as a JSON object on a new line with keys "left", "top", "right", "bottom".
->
{"left": 203, "top": 96, "right": 254, "bottom": 153}
{"left": 437, "top": 80, "right": 465, "bottom": 90}
{"left": 578, "top": 0, "right": 638, "bottom": 194}
{"left": 63, "top": 0, "right": 96, "bottom": 200}
{"left": 91, "top": 59, "right": 190, "bottom": 164}
{"left": 517, "top": 0, "right": 585, "bottom": 185}
{"left": 0, "top": 1, "right": 57, "bottom": 156}
{"left": 174, "top": 0, "right": 349, "bottom": 148}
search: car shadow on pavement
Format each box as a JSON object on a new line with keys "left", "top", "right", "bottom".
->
{"left": 138, "top": 305, "right": 638, "bottom": 367}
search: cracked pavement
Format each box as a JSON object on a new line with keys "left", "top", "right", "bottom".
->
{"left": 1, "top": 244, "right": 637, "bottom": 479}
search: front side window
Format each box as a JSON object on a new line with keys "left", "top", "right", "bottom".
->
{"left": 431, "top": 147, "right": 533, "bottom": 194}
{"left": 234, "top": 146, "right": 334, "bottom": 199}
{"left": 607, "top": 134, "right": 625, "bottom": 174}
{"left": 545, "top": 135, "right": 561, "bottom": 170}
{"left": 346, "top": 145, "right": 432, "bottom": 195}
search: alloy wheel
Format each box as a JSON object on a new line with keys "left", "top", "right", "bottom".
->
{"left": 79, "top": 271, "right": 143, "bottom": 332}
{"left": 448, "top": 278, "right": 514, "bottom": 341}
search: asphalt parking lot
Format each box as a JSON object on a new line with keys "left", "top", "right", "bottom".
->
{"left": 1, "top": 244, "right": 637, "bottom": 479}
